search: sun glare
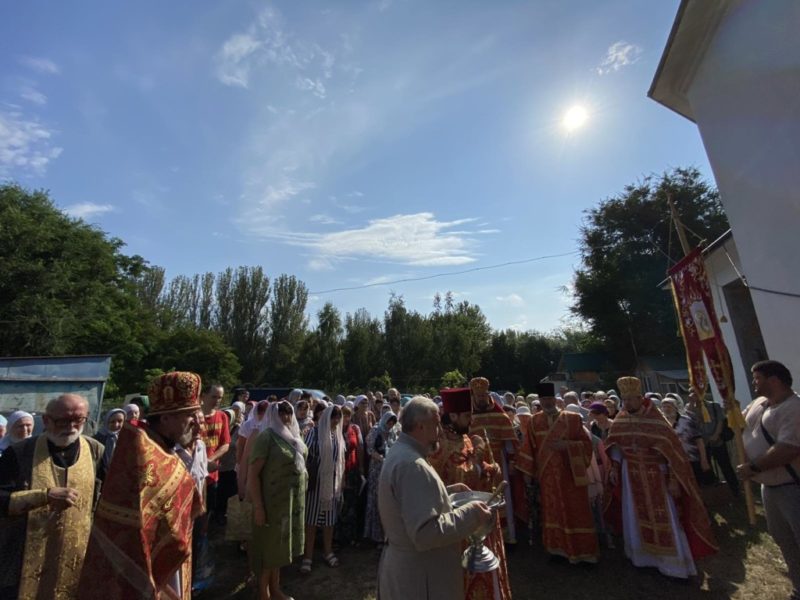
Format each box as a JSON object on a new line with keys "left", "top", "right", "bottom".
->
{"left": 562, "top": 105, "right": 589, "bottom": 132}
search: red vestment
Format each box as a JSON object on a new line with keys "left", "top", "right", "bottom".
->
{"left": 428, "top": 431, "right": 512, "bottom": 600}
{"left": 78, "top": 424, "right": 203, "bottom": 599}
{"left": 516, "top": 410, "right": 599, "bottom": 563}
{"left": 603, "top": 401, "right": 717, "bottom": 560}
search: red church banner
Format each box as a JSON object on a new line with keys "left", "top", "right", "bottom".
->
{"left": 668, "top": 247, "right": 738, "bottom": 408}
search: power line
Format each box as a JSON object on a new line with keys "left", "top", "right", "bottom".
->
{"left": 309, "top": 250, "right": 581, "bottom": 295}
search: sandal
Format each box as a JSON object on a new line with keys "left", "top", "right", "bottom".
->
{"left": 300, "top": 558, "right": 312, "bottom": 574}
{"left": 323, "top": 552, "right": 339, "bottom": 568}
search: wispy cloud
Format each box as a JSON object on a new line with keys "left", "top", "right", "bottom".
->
{"left": 248, "top": 212, "right": 484, "bottom": 267}
{"left": 259, "top": 180, "right": 315, "bottom": 209}
{"left": 18, "top": 56, "right": 60, "bottom": 75}
{"left": 496, "top": 293, "right": 525, "bottom": 307}
{"left": 19, "top": 86, "right": 47, "bottom": 106}
{"left": 596, "top": 41, "right": 642, "bottom": 75}
{"left": 0, "top": 108, "right": 62, "bottom": 176}
{"left": 309, "top": 213, "right": 343, "bottom": 225}
{"left": 64, "top": 202, "right": 114, "bottom": 219}
{"left": 214, "top": 7, "right": 331, "bottom": 91}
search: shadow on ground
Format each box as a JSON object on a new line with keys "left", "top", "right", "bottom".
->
{"left": 200, "top": 484, "right": 791, "bottom": 600}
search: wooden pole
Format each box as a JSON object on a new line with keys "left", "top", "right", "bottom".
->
{"left": 668, "top": 193, "right": 757, "bottom": 525}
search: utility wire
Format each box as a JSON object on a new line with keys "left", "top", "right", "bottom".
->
{"left": 309, "top": 250, "right": 580, "bottom": 295}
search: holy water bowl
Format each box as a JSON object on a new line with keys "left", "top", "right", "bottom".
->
{"left": 449, "top": 490, "right": 506, "bottom": 572}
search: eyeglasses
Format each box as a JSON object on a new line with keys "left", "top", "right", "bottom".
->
{"left": 49, "top": 416, "right": 88, "bottom": 428}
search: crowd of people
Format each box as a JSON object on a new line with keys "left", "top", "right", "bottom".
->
{"left": 0, "top": 359, "right": 798, "bottom": 599}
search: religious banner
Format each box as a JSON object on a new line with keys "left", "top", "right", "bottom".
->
{"left": 668, "top": 247, "right": 745, "bottom": 428}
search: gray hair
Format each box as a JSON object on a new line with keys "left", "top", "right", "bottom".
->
{"left": 563, "top": 391, "right": 580, "bottom": 404}
{"left": 400, "top": 396, "right": 439, "bottom": 433}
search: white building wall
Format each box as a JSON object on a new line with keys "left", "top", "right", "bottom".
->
{"left": 684, "top": 0, "right": 800, "bottom": 384}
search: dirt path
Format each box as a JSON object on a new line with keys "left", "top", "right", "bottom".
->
{"left": 201, "top": 494, "right": 790, "bottom": 600}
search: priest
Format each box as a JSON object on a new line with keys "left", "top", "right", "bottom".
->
{"left": 429, "top": 387, "right": 511, "bottom": 600}
{"left": 0, "top": 394, "right": 104, "bottom": 599}
{"left": 469, "top": 377, "right": 521, "bottom": 544}
{"left": 604, "top": 376, "right": 717, "bottom": 578}
{"left": 78, "top": 372, "right": 205, "bottom": 599}
{"left": 516, "top": 382, "right": 598, "bottom": 563}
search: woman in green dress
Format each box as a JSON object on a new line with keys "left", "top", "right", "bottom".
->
{"left": 248, "top": 400, "right": 308, "bottom": 600}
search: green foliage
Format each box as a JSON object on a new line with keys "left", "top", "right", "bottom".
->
{"left": 367, "top": 371, "right": 392, "bottom": 392}
{"left": 266, "top": 275, "right": 309, "bottom": 385}
{"left": 146, "top": 327, "right": 241, "bottom": 390}
{"left": 440, "top": 369, "right": 467, "bottom": 389}
{"left": 571, "top": 168, "right": 729, "bottom": 369}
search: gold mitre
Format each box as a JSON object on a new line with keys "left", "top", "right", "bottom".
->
{"left": 469, "top": 377, "right": 490, "bottom": 394}
{"left": 616, "top": 376, "right": 642, "bottom": 397}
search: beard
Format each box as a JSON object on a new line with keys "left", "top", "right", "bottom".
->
{"left": 177, "top": 429, "right": 194, "bottom": 448}
{"left": 46, "top": 426, "right": 83, "bottom": 448}
{"left": 451, "top": 422, "right": 470, "bottom": 436}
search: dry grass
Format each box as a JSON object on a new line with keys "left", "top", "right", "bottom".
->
{"left": 205, "top": 486, "right": 791, "bottom": 600}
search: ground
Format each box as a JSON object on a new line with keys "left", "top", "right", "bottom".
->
{"left": 202, "top": 486, "right": 792, "bottom": 600}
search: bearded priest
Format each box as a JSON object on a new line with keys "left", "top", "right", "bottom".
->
{"left": 429, "top": 387, "right": 512, "bottom": 600}
{"left": 0, "top": 394, "right": 105, "bottom": 599}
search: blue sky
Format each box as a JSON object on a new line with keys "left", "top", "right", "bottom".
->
{"left": 1, "top": 0, "right": 714, "bottom": 332}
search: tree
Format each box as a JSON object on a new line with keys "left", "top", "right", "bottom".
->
{"left": 266, "top": 274, "right": 309, "bottom": 384}
{"left": 440, "top": 369, "right": 467, "bottom": 389}
{"left": 383, "top": 294, "right": 432, "bottom": 390}
{"left": 146, "top": 327, "right": 241, "bottom": 390}
{"left": 0, "top": 184, "right": 156, "bottom": 393}
{"left": 303, "top": 302, "right": 344, "bottom": 391}
{"left": 342, "top": 308, "right": 384, "bottom": 389}
{"left": 571, "top": 168, "right": 729, "bottom": 368}
{"left": 215, "top": 266, "right": 271, "bottom": 383}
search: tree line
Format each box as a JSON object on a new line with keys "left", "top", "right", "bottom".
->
{"left": 0, "top": 167, "right": 728, "bottom": 399}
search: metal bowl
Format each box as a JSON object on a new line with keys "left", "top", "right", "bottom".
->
{"left": 449, "top": 490, "right": 505, "bottom": 510}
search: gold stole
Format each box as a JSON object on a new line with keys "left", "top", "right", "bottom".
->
{"left": 18, "top": 436, "right": 95, "bottom": 600}
{"left": 538, "top": 412, "right": 589, "bottom": 487}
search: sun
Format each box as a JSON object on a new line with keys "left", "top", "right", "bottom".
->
{"left": 562, "top": 105, "right": 589, "bottom": 132}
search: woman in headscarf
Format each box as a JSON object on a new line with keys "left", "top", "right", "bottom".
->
{"left": 0, "top": 411, "right": 34, "bottom": 456}
{"left": 334, "top": 405, "right": 365, "bottom": 548}
{"left": 248, "top": 401, "right": 307, "bottom": 600}
{"left": 122, "top": 403, "right": 140, "bottom": 425}
{"left": 351, "top": 395, "right": 374, "bottom": 440}
{"left": 301, "top": 404, "right": 344, "bottom": 573}
{"left": 363, "top": 411, "right": 397, "bottom": 547}
{"left": 237, "top": 400, "right": 270, "bottom": 499}
{"left": 94, "top": 408, "right": 126, "bottom": 470}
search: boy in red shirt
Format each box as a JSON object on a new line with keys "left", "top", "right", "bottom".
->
{"left": 201, "top": 383, "right": 230, "bottom": 524}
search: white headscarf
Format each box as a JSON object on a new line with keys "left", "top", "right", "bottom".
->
{"left": 265, "top": 402, "right": 307, "bottom": 473}
{"left": 317, "top": 405, "right": 345, "bottom": 511}
{"left": 241, "top": 400, "right": 269, "bottom": 438}
{"left": 288, "top": 389, "right": 303, "bottom": 406}
{"left": 0, "top": 410, "right": 34, "bottom": 452}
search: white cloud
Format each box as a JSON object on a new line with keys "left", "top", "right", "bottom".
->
{"left": 214, "top": 7, "right": 329, "bottom": 89}
{"left": 215, "top": 33, "right": 262, "bottom": 88}
{"left": 309, "top": 213, "right": 343, "bottom": 225}
{"left": 296, "top": 76, "right": 326, "bottom": 98}
{"left": 259, "top": 179, "right": 315, "bottom": 209}
{"left": 496, "top": 293, "right": 525, "bottom": 307}
{"left": 509, "top": 315, "right": 529, "bottom": 331}
{"left": 596, "top": 41, "right": 642, "bottom": 75}
{"left": 64, "top": 202, "right": 114, "bottom": 219}
{"left": 248, "top": 212, "right": 483, "bottom": 268}
{"left": 20, "top": 87, "right": 47, "bottom": 106}
{"left": 0, "top": 109, "right": 62, "bottom": 176}
{"left": 18, "top": 56, "right": 60, "bottom": 75}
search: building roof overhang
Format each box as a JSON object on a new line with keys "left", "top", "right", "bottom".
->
{"left": 648, "top": 0, "right": 734, "bottom": 122}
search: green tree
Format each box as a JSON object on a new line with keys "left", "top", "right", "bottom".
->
{"left": 440, "top": 369, "right": 467, "bottom": 389}
{"left": 303, "top": 302, "right": 344, "bottom": 391}
{"left": 342, "top": 308, "right": 384, "bottom": 389}
{"left": 266, "top": 274, "right": 309, "bottom": 384}
{"left": 571, "top": 167, "right": 729, "bottom": 369}
{"left": 383, "top": 294, "right": 432, "bottom": 390}
{"left": 368, "top": 371, "right": 392, "bottom": 393}
{"left": 215, "top": 266, "right": 271, "bottom": 383}
{"left": 0, "top": 184, "right": 156, "bottom": 393}
{"left": 147, "top": 327, "right": 241, "bottom": 390}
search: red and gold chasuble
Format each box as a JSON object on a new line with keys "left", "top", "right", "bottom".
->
{"left": 603, "top": 401, "right": 717, "bottom": 559}
{"left": 516, "top": 410, "right": 598, "bottom": 563}
{"left": 78, "top": 424, "right": 203, "bottom": 599}
{"left": 428, "top": 432, "right": 512, "bottom": 600}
